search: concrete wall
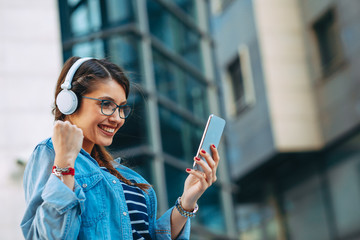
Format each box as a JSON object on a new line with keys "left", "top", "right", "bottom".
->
{"left": 212, "top": 0, "right": 275, "bottom": 179}
{"left": 213, "top": 0, "right": 360, "bottom": 181}
{"left": 253, "top": 0, "right": 323, "bottom": 152}
{"left": 0, "top": 0, "right": 62, "bottom": 238}
{"left": 300, "top": 0, "right": 360, "bottom": 144}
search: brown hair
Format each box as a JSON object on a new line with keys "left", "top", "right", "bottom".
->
{"left": 53, "top": 56, "right": 150, "bottom": 192}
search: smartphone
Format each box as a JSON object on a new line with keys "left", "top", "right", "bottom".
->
{"left": 193, "top": 114, "right": 226, "bottom": 172}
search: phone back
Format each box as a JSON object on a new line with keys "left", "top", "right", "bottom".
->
{"left": 193, "top": 114, "right": 226, "bottom": 172}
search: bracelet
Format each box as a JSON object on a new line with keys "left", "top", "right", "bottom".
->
{"left": 52, "top": 165, "right": 75, "bottom": 181}
{"left": 175, "top": 197, "right": 198, "bottom": 218}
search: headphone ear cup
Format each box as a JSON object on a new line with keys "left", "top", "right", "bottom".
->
{"left": 56, "top": 89, "right": 78, "bottom": 115}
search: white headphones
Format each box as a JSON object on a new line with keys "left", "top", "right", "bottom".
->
{"left": 56, "top": 57, "right": 93, "bottom": 115}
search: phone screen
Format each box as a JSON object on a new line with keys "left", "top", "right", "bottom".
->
{"left": 193, "top": 114, "right": 226, "bottom": 172}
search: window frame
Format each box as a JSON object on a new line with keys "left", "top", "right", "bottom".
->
{"left": 225, "top": 44, "right": 256, "bottom": 118}
{"left": 312, "top": 8, "right": 345, "bottom": 79}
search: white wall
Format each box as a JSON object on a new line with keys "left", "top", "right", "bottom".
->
{"left": 0, "top": 0, "right": 62, "bottom": 238}
{"left": 253, "top": 0, "right": 323, "bottom": 151}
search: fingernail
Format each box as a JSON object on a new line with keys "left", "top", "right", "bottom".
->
{"left": 211, "top": 144, "right": 216, "bottom": 148}
{"left": 201, "top": 150, "right": 206, "bottom": 154}
{"left": 186, "top": 168, "right": 191, "bottom": 172}
{"left": 195, "top": 157, "right": 200, "bottom": 161}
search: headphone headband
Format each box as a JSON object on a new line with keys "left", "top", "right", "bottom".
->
{"left": 61, "top": 57, "right": 93, "bottom": 90}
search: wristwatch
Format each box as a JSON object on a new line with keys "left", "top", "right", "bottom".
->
{"left": 175, "top": 197, "right": 199, "bottom": 218}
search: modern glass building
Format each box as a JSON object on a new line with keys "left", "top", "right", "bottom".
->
{"left": 58, "top": 0, "right": 236, "bottom": 239}
{"left": 212, "top": 0, "right": 360, "bottom": 239}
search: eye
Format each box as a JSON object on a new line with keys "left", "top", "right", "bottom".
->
{"left": 101, "top": 100, "right": 113, "bottom": 108}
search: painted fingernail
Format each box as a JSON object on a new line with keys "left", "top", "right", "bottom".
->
{"left": 186, "top": 168, "right": 191, "bottom": 172}
{"left": 211, "top": 144, "right": 216, "bottom": 148}
{"left": 195, "top": 157, "right": 200, "bottom": 161}
{"left": 201, "top": 150, "right": 206, "bottom": 154}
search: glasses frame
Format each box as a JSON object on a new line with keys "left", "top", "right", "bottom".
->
{"left": 82, "top": 96, "right": 132, "bottom": 119}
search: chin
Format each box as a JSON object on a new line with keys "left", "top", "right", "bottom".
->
{"left": 96, "top": 137, "right": 114, "bottom": 147}
{"left": 100, "top": 140, "right": 113, "bottom": 147}
{"left": 103, "top": 139, "right": 113, "bottom": 147}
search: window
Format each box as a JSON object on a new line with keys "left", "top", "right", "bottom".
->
{"left": 326, "top": 134, "right": 360, "bottom": 238}
{"left": 105, "top": 0, "right": 134, "bottom": 27}
{"left": 225, "top": 45, "right": 255, "bottom": 117}
{"left": 153, "top": 49, "right": 208, "bottom": 119}
{"left": 171, "top": 0, "right": 197, "bottom": 20}
{"left": 147, "top": 0, "right": 203, "bottom": 71}
{"left": 68, "top": 0, "right": 102, "bottom": 37}
{"left": 283, "top": 176, "right": 331, "bottom": 240}
{"left": 313, "top": 9, "right": 344, "bottom": 77}
{"left": 327, "top": 153, "right": 360, "bottom": 238}
{"left": 158, "top": 105, "right": 203, "bottom": 162}
{"left": 211, "top": 0, "right": 234, "bottom": 15}
{"left": 228, "top": 57, "right": 245, "bottom": 111}
{"left": 71, "top": 39, "right": 105, "bottom": 58}
{"left": 107, "top": 34, "right": 141, "bottom": 79}
{"left": 58, "top": 0, "right": 134, "bottom": 41}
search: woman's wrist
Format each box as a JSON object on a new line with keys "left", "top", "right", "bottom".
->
{"left": 52, "top": 165, "right": 75, "bottom": 181}
{"left": 179, "top": 194, "right": 197, "bottom": 211}
{"left": 54, "top": 155, "right": 75, "bottom": 168}
{"left": 175, "top": 197, "right": 199, "bottom": 218}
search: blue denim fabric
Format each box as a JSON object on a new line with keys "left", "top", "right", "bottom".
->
{"left": 21, "top": 138, "right": 191, "bottom": 239}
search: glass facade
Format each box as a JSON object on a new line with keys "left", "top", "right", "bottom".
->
{"left": 236, "top": 132, "right": 360, "bottom": 239}
{"left": 158, "top": 106, "right": 201, "bottom": 161}
{"left": 58, "top": 0, "right": 234, "bottom": 238}
{"left": 147, "top": 0, "right": 203, "bottom": 71}
{"left": 325, "top": 135, "right": 360, "bottom": 239}
{"left": 153, "top": 49, "right": 208, "bottom": 118}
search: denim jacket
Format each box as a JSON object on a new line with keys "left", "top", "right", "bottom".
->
{"left": 21, "top": 138, "right": 191, "bottom": 239}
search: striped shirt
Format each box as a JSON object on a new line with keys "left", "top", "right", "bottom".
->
{"left": 121, "top": 181, "right": 152, "bottom": 240}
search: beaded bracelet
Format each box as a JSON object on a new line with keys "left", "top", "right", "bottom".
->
{"left": 175, "top": 197, "right": 198, "bottom": 218}
{"left": 52, "top": 165, "right": 75, "bottom": 181}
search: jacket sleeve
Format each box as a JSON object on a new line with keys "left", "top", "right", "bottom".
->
{"left": 155, "top": 207, "right": 191, "bottom": 240}
{"left": 20, "top": 143, "right": 85, "bottom": 240}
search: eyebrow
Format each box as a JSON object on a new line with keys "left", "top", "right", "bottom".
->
{"left": 98, "top": 96, "right": 127, "bottom": 105}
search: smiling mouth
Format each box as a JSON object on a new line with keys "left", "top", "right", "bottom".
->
{"left": 98, "top": 124, "right": 115, "bottom": 133}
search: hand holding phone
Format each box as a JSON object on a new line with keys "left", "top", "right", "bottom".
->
{"left": 193, "top": 114, "right": 226, "bottom": 172}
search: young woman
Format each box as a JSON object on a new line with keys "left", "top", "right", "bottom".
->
{"left": 21, "top": 57, "right": 220, "bottom": 239}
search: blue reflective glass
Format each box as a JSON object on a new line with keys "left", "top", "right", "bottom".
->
{"left": 70, "top": 0, "right": 101, "bottom": 37}
{"left": 161, "top": 0, "right": 197, "bottom": 20}
{"left": 171, "top": 0, "right": 197, "bottom": 20}
{"left": 107, "top": 35, "right": 141, "bottom": 82}
{"left": 283, "top": 177, "right": 330, "bottom": 240}
{"left": 105, "top": 0, "right": 134, "bottom": 26}
{"left": 194, "top": 185, "right": 226, "bottom": 234}
{"left": 153, "top": 50, "right": 178, "bottom": 103}
{"left": 147, "top": 0, "right": 202, "bottom": 71}
{"left": 153, "top": 49, "right": 208, "bottom": 119}
{"left": 325, "top": 135, "right": 360, "bottom": 238}
{"left": 164, "top": 163, "right": 188, "bottom": 206}
{"left": 72, "top": 39, "right": 105, "bottom": 58}
{"left": 158, "top": 106, "right": 203, "bottom": 162}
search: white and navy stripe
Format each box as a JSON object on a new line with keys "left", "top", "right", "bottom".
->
{"left": 121, "top": 181, "right": 152, "bottom": 240}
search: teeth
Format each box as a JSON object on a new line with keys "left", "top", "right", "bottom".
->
{"left": 100, "top": 125, "right": 115, "bottom": 133}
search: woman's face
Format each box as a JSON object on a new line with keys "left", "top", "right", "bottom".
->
{"left": 69, "top": 79, "right": 127, "bottom": 153}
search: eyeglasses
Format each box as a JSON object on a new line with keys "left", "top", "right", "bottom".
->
{"left": 82, "top": 96, "right": 132, "bottom": 119}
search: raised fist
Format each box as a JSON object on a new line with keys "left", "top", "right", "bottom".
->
{"left": 52, "top": 120, "right": 83, "bottom": 167}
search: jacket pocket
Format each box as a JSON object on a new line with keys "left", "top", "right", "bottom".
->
{"left": 76, "top": 172, "right": 106, "bottom": 227}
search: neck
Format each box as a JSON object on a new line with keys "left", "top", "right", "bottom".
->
{"left": 82, "top": 139, "right": 94, "bottom": 154}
